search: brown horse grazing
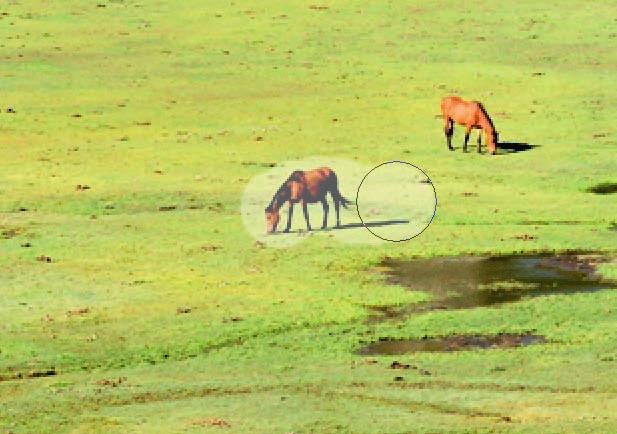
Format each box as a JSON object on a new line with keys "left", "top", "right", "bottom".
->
{"left": 265, "top": 167, "right": 352, "bottom": 233}
{"left": 441, "top": 96, "right": 499, "bottom": 154}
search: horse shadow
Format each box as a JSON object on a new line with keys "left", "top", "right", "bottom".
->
{"left": 274, "top": 219, "right": 410, "bottom": 234}
{"left": 336, "top": 219, "right": 410, "bottom": 230}
{"left": 496, "top": 142, "right": 538, "bottom": 154}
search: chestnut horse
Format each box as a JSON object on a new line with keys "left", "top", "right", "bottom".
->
{"left": 265, "top": 167, "right": 352, "bottom": 233}
{"left": 441, "top": 96, "right": 498, "bottom": 154}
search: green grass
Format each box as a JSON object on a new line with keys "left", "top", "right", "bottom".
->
{"left": 1, "top": 1, "right": 617, "bottom": 432}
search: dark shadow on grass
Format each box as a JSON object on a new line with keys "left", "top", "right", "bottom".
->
{"left": 587, "top": 182, "right": 617, "bottom": 194}
{"left": 496, "top": 142, "right": 538, "bottom": 154}
{"left": 270, "top": 219, "right": 409, "bottom": 234}
{"left": 336, "top": 219, "right": 410, "bottom": 230}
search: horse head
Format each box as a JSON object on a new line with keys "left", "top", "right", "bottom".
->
{"left": 265, "top": 205, "right": 280, "bottom": 233}
{"left": 488, "top": 130, "right": 499, "bottom": 155}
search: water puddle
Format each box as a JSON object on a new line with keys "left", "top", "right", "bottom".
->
{"left": 357, "top": 333, "right": 546, "bottom": 355}
{"left": 359, "top": 253, "right": 613, "bottom": 355}
{"left": 370, "top": 253, "right": 612, "bottom": 318}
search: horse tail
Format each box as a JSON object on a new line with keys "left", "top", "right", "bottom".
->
{"left": 334, "top": 191, "right": 353, "bottom": 209}
{"left": 440, "top": 99, "right": 447, "bottom": 118}
{"left": 440, "top": 96, "right": 460, "bottom": 117}
{"left": 329, "top": 172, "right": 353, "bottom": 209}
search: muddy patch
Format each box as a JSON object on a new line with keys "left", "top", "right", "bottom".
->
{"left": 241, "top": 160, "right": 277, "bottom": 168}
{"left": 1, "top": 227, "right": 24, "bottom": 239}
{"left": 0, "top": 368, "right": 57, "bottom": 382}
{"left": 367, "top": 253, "right": 613, "bottom": 322}
{"left": 587, "top": 182, "right": 617, "bottom": 194}
{"left": 357, "top": 333, "right": 546, "bottom": 355}
{"left": 190, "top": 417, "right": 230, "bottom": 428}
{"left": 2, "top": 229, "right": 18, "bottom": 239}
{"left": 96, "top": 377, "right": 126, "bottom": 387}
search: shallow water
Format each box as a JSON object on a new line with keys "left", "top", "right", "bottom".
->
{"left": 379, "top": 253, "right": 612, "bottom": 312}
{"left": 359, "top": 253, "right": 613, "bottom": 354}
{"left": 357, "top": 333, "right": 546, "bottom": 355}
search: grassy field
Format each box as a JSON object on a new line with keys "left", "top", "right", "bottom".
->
{"left": 1, "top": 1, "right": 617, "bottom": 432}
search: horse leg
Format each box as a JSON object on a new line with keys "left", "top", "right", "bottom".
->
{"left": 321, "top": 198, "right": 329, "bottom": 229}
{"left": 463, "top": 125, "right": 472, "bottom": 152}
{"left": 283, "top": 202, "right": 293, "bottom": 233}
{"left": 444, "top": 118, "right": 454, "bottom": 151}
{"left": 302, "top": 200, "right": 311, "bottom": 231}
{"left": 334, "top": 196, "right": 341, "bottom": 228}
{"left": 477, "top": 131, "right": 482, "bottom": 153}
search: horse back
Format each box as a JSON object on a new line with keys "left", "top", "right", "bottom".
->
{"left": 296, "top": 167, "right": 336, "bottom": 202}
{"left": 286, "top": 170, "right": 305, "bottom": 183}
{"left": 442, "top": 96, "right": 484, "bottom": 125}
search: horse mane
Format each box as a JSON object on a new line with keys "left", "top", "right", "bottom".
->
{"left": 475, "top": 102, "right": 495, "bottom": 131}
{"left": 266, "top": 170, "right": 304, "bottom": 211}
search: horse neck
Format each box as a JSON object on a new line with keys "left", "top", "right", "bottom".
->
{"left": 269, "top": 184, "right": 290, "bottom": 211}
{"left": 478, "top": 112, "right": 496, "bottom": 146}
{"left": 478, "top": 111, "right": 494, "bottom": 135}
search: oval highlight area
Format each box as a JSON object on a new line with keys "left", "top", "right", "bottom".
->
{"left": 241, "top": 157, "right": 379, "bottom": 247}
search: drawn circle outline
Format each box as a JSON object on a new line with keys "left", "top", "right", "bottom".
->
{"left": 355, "top": 160, "right": 437, "bottom": 242}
